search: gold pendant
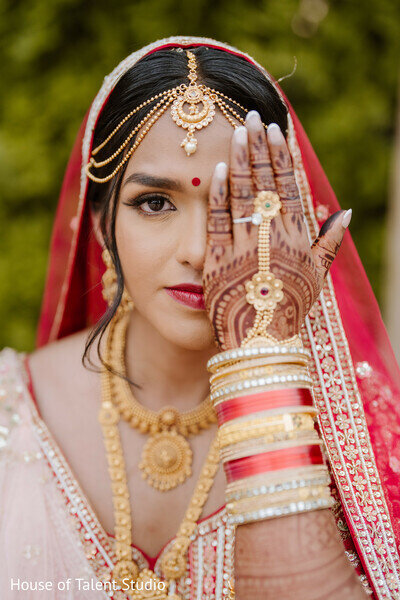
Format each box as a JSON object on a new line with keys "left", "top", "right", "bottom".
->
{"left": 139, "top": 430, "right": 192, "bottom": 491}
{"left": 112, "top": 559, "right": 139, "bottom": 586}
{"left": 129, "top": 568, "right": 177, "bottom": 599}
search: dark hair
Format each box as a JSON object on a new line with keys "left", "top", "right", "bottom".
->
{"left": 83, "top": 46, "right": 288, "bottom": 371}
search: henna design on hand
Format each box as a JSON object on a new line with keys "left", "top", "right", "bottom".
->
{"left": 267, "top": 243, "right": 319, "bottom": 341}
{"left": 313, "top": 242, "right": 340, "bottom": 273}
{"left": 207, "top": 184, "right": 232, "bottom": 263}
{"left": 268, "top": 126, "right": 305, "bottom": 237}
{"left": 203, "top": 248, "right": 258, "bottom": 350}
{"left": 204, "top": 231, "right": 319, "bottom": 350}
{"left": 270, "top": 150, "right": 302, "bottom": 213}
{"left": 311, "top": 211, "right": 345, "bottom": 282}
{"left": 203, "top": 119, "right": 346, "bottom": 350}
{"left": 231, "top": 172, "right": 253, "bottom": 201}
{"left": 249, "top": 132, "right": 276, "bottom": 192}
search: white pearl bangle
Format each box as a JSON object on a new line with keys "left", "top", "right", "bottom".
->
{"left": 210, "top": 373, "right": 313, "bottom": 404}
{"left": 207, "top": 344, "right": 310, "bottom": 373}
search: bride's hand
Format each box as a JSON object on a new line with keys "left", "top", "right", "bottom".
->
{"left": 203, "top": 111, "right": 350, "bottom": 351}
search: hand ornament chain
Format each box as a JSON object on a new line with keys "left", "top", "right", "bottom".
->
{"left": 238, "top": 190, "right": 291, "bottom": 347}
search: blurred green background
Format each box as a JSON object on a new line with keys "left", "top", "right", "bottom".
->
{"left": 0, "top": 0, "right": 399, "bottom": 351}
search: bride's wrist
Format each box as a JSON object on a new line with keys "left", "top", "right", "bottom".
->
{"left": 216, "top": 322, "right": 304, "bottom": 352}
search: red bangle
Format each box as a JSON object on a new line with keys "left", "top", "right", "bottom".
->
{"left": 225, "top": 444, "right": 323, "bottom": 483}
{"left": 216, "top": 388, "right": 313, "bottom": 425}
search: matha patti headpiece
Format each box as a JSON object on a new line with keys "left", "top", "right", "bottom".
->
{"left": 85, "top": 50, "right": 268, "bottom": 183}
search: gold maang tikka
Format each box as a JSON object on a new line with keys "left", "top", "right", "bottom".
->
{"left": 170, "top": 50, "right": 215, "bottom": 155}
{"left": 85, "top": 49, "right": 269, "bottom": 183}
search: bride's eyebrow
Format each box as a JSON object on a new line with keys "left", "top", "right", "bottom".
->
{"left": 122, "top": 172, "right": 184, "bottom": 192}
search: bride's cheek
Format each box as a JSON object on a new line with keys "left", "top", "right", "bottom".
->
{"left": 115, "top": 219, "right": 147, "bottom": 287}
{"left": 116, "top": 219, "right": 169, "bottom": 305}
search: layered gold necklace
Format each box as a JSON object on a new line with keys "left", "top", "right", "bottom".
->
{"left": 99, "top": 310, "right": 220, "bottom": 597}
{"left": 102, "top": 310, "right": 216, "bottom": 491}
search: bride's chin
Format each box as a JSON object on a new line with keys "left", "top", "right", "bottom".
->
{"left": 160, "top": 320, "right": 216, "bottom": 352}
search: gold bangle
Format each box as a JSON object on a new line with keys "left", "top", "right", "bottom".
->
{"left": 218, "top": 411, "right": 316, "bottom": 441}
{"left": 226, "top": 465, "right": 330, "bottom": 496}
{"left": 226, "top": 470, "right": 331, "bottom": 502}
{"left": 211, "top": 378, "right": 313, "bottom": 406}
{"left": 211, "top": 370, "right": 312, "bottom": 397}
{"left": 227, "top": 484, "right": 332, "bottom": 515}
{"left": 219, "top": 428, "right": 319, "bottom": 460}
{"left": 210, "top": 364, "right": 310, "bottom": 392}
{"left": 209, "top": 354, "right": 310, "bottom": 383}
{"left": 207, "top": 341, "right": 309, "bottom": 373}
{"left": 228, "top": 495, "right": 334, "bottom": 525}
{"left": 228, "top": 482, "right": 331, "bottom": 508}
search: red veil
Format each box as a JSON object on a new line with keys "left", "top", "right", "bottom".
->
{"left": 36, "top": 37, "right": 400, "bottom": 598}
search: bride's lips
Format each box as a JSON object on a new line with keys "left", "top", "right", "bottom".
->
{"left": 165, "top": 284, "right": 205, "bottom": 310}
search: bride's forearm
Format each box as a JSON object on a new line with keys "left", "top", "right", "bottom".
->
{"left": 207, "top": 346, "right": 367, "bottom": 600}
{"left": 234, "top": 509, "right": 367, "bottom": 600}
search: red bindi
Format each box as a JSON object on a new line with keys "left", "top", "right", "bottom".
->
{"left": 191, "top": 177, "right": 201, "bottom": 187}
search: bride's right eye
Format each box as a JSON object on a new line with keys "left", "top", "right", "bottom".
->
{"left": 123, "top": 193, "right": 177, "bottom": 216}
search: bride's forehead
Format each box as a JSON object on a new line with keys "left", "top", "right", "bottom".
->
{"left": 124, "top": 110, "right": 234, "bottom": 170}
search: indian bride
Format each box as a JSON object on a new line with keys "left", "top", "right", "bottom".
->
{"left": 1, "top": 36, "right": 399, "bottom": 600}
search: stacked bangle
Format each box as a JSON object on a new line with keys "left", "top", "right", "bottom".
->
{"left": 207, "top": 343, "right": 310, "bottom": 373}
{"left": 210, "top": 363, "right": 311, "bottom": 395}
{"left": 226, "top": 465, "right": 330, "bottom": 498}
{"left": 207, "top": 342, "right": 333, "bottom": 525}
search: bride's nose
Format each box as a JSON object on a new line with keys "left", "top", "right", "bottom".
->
{"left": 175, "top": 201, "right": 208, "bottom": 272}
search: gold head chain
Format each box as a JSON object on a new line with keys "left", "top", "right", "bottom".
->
{"left": 85, "top": 49, "right": 268, "bottom": 183}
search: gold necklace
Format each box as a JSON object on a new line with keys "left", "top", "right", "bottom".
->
{"left": 99, "top": 311, "right": 220, "bottom": 598}
{"left": 105, "top": 311, "right": 217, "bottom": 491}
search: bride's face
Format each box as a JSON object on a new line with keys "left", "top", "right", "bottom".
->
{"left": 113, "top": 111, "right": 233, "bottom": 351}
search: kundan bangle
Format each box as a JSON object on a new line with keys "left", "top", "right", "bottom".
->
{"left": 209, "top": 353, "right": 311, "bottom": 382}
{"left": 219, "top": 423, "right": 318, "bottom": 456}
{"left": 207, "top": 342, "right": 309, "bottom": 373}
{"left": 227, "top": 484, "right": 333, "bottom": 525}
{"left": 218, "top": 411, "right": 317, "bottom": 445}
{"left": 211, "top": 373, "right": 313, "bottom": 404}
{"left": 226, "top": 466, "right": 330, "bottom": 500}
{"left": 228, "top": 482, "right": 331, "bottom": 510}
{"left": 210, "top": 363, "right": 310, "bottom": 391}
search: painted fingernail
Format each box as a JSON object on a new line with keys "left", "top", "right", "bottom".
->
{"left": 245, "top": 110, "right": 262, "bottom": 128}
{"left": 342, "top": 209, "right": 352, "bottom": 229}
{"left": 267, "top": 123, "right": 283, "bottom": 144}
{"left": 215, "top": 162, "right": 228, "bottom": 178}
{"left": 234, "top": 126, "right": 248, "bottom": 144}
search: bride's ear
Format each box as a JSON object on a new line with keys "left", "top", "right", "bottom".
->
{"left": 90, "top": 209, "right": 105, "bottom": 248}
